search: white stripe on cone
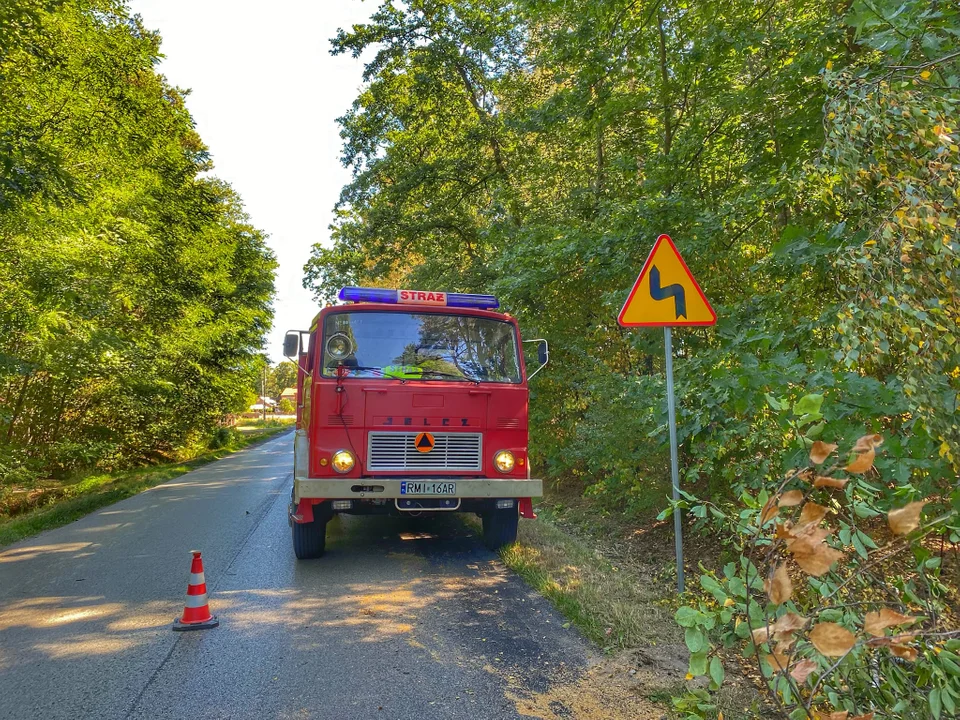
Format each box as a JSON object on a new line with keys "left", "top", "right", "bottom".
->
{"left": 185, "top": 593, "right": 209, "bottom": 608}
{"left": 189, "top": 572, "right": 206, "bottom": 585}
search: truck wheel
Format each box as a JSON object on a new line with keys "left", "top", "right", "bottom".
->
{"left": 292, "top": 516, "right": 327, "bottom": 559}
{"left": 482, "top": 504, "right": 519, "bottom": 550}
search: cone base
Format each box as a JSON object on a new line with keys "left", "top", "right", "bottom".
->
{"left": 172, "top": 615, "right": 219, "bottom": 631}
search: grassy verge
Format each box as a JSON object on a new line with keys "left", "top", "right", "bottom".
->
{"left": 0, "top": 418, "right": 294, "bottom": 547}
{"left": 488, "top": 484, "right": 761, "bottom": 718}
{"left": 501, "top": 505, "right": 679, "bottom": 651}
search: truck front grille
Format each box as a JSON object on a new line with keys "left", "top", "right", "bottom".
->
{"left": 366, "top": 432, "right": 483, "bottom": 472}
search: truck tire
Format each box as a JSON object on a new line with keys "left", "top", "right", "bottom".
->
{"left": 482, "top": 504, "right": 519, "bottom": 550}
{"left": 292, "top": 516, "right": 327, "bottom": 559}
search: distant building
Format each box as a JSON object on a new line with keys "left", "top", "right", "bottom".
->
{"left": 279, "top": 387, "right": 297, "bottom": 404}
{"left": 249, "top": 396, "right": 277, "bottom": 412}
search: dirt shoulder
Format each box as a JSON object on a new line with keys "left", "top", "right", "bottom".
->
{"left": 496, "top": 480, "right": 763, "bottom": 719}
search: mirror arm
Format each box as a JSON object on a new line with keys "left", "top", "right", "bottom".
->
{"left": 284, "top": 329, "right": 312, "bottom": 376}
{"left": 522, "top": 338, "right": 549, "bottom": 381}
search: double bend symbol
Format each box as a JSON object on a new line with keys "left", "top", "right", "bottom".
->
{"left": 649, "top": 266, "right": 686, "bottom": 319}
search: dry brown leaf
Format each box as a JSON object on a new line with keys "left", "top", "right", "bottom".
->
{"left": 779, "top": 490, "right": 804, "bottom": 507}
{"left": 814, "top": 476, "right": 849, "bottom": 489}
{"left": 793, "top": 545, "right": 844, "bottom": 576}
{"left": 888, "top": 501, "right": 927, "bottom": 535}
{"left": 890, "top": 643, "right": 917, "bottom": 661}
{"left": 809, "top": 622, "right": 856, "bottom": 657}
{"left": 850, "top": 714, "right": 875, "bottom": 720}
{"left": 760, "top": 497, "right": 779, "bottom": 525}
{"left": 775, "top": 522, "right": 794, "bottom": 540}
{"left": 785, "top": 523, "right": 841, "bottom": 576}
{"left": 776, "top": 634, "right": 798, "bottom": 652}
{"left": 817, "top": 711, "right": 849, "bottom": 720}
{"left": 789, "top": 658, "right": 818, "bottom": 683}
{"left": 765, "top": 564, "right": 793, "bottom": 605}
{"left": 788, "top": 522, "right": 831, "bottom": 544}
{"left": 810, "top": 441, "right": 838, "bottom": 465}
{"left": 863, "top": 608, "right": 916, "bottom": 637}
{"left": 891, "top": 632, "right": 917, "bottom": 644}
{"left": 853, "top": 433, "right": 883, "bottom": 452}
{"left": 763, "top": 651, "right": 790, "bottom": 672}
{"left": 799, "top": 502, "right": 829, "bottom": 526}
{"left": 845, "top": 448, "right": 875, "bottom": 474}
{"left": 772, "top": 612, "right": 809, "bottom": 635}
{"left": 750, "top": 615, "right": 809, "bottom": 646}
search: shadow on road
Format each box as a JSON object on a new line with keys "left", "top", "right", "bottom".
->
{"left": 0, "top": 440, "right": 658, "bottom": 719}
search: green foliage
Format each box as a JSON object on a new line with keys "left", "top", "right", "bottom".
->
{"left": 305, "top": 0, "right": 959, "bottom": 510}
{"left": 208, "top": 427, "right": 236, "bottom": 450}
{"left": 0, "top": 1, "right": 276, "bottom": 483}
{"left": 670, "top": 407, "right": 960, "bottom": 719}
{"left": 271, "top": 361, "right": 298, "bottom": 396}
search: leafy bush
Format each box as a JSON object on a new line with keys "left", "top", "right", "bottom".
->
{"left": 670, "top": 399, "right": 960, "bottom": 719}
{"left": 208, "top": 427, "right": 236, "bottom": 450}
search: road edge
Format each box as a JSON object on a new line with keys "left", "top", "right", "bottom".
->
{"left": 0, "top": 426, "right": 295, "bottom": 548}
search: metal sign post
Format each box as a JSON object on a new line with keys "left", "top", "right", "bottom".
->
{"left": 664, "top": 327, "right": 684, "bottom": 593}
{"left": 618, "top": 234, "right": 716, "bottom": 595}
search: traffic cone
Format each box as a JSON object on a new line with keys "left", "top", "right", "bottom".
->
{"left": 172, "top": 551, "right": 219, "bottom": 631}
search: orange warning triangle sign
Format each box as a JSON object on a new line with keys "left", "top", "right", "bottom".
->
{"left": 618, "top": 235, "right": 716, "bottom": 327}
{"left": 414, "top": 432, "right": 435, "bottom": 452}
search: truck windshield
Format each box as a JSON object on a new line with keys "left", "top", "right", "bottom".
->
{"left": 321, "top": 311, "right": 522, "bottom": 383}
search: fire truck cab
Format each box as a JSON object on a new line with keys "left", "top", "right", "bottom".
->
{"left": 283, "top": 286, "right": 547, "bottom": 559}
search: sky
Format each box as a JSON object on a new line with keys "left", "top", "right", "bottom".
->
{"left": 128, "top": 0, "right": 375, "bottom": 363}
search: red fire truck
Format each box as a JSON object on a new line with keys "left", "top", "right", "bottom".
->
{"left": 283, "top": 286, "right": 547, "bottom": 559}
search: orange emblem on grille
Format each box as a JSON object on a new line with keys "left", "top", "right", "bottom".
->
{"left": 414, "top": 432, "right": 435, "bottom": 453}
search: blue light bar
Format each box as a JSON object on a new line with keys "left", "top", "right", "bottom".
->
{"left": 338, "top": 287, "right": 500, "bottom": 310}
{"left": 338, "top": 287, "right": 397, "bottom": 304}
{"left": 446, "top": 293, "right": 501, "bottom": 310}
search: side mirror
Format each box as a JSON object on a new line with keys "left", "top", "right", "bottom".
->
{"left": 283, "top": 331, "right": 300, "bottom": 359}
{"left": 523, "top": 338, "right": 549, "bottom": 380}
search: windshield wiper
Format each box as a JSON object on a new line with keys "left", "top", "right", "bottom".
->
{"left": 329, "top": 366, "right": 481, "bottom": 383}
{"left": 328, "top": 365, "right": 384, "bottom": 376}
{"left": 416, "top": 369, "right": 481, "bottom": 383}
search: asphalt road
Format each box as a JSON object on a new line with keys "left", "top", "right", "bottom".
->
{"left": 0, "top": 431, "right": 656, "bottom": 720}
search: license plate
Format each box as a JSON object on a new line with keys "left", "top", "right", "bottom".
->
{"left": 400, "top": 481, "right": 457, "bottom": 496}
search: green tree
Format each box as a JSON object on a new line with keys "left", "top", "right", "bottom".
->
{"left": 0, "top": 0, "right": 276, "bottom": 480}
{"left": 306, "top": 0, "right": 958, "bottom": 507}
{"left": 271, "top": 361, "right": 298, "bottom": 397}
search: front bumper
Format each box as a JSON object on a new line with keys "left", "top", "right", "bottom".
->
{"left": 294, "top": 477, "right": 542, "bottom": 502}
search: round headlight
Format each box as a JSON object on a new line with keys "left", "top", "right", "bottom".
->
{"left": 331, "top": 449, "right": 355, "bottom": 474}
{"left": 493, "top": 450, "right": 516, "bottom": 474}
{"left": 326, "top": 333, "right": 354, "bottom": 360}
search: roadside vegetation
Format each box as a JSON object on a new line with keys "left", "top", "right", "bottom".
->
{"left": 0, "top": 418, "right": 294, "bottom": 547}
{"left": 0, "top": 1, "right": 276, "bottom": 493}
{"left": 311, "top": 1, "right": 959, "bottom": 718}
